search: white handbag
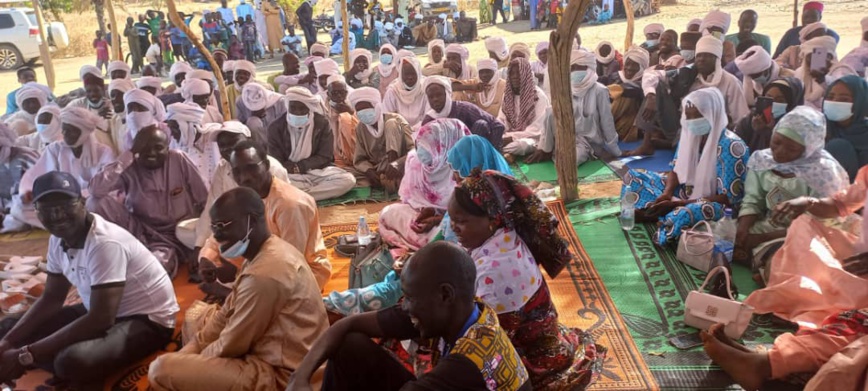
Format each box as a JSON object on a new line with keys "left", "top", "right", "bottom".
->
{"left": 684, "top": 266, "right": 755, "bottom": 340}
{"left": 676, "top": 220, "right": 715, "bottom": 271}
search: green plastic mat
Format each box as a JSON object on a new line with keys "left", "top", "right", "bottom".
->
{"left": 511, "top": 159, "right": 619, "bottom": 184}
{"left": 315, "top": 187, "right": 399, "bottom": 207}
{"left": 568, "top": 203, "right": 801, "bottom": 390}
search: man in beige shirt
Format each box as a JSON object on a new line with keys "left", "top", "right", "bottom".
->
{"left": 149, "top": 187, "right": 329, "bottom": 390}
{"left": 198, "top": 140, "right": 331, "bottom": 289}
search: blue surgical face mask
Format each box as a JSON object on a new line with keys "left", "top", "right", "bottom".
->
{"left": 357, "top": 108, "right": 378, "bottom": 125}
{"left": 380, "top": 54, "right": 393, "bottom": 65}
{"left": 219, "top": 216, "right": 252, "bottom": 259}
{"left": 288, "top": 113, "right": 310, "bottom": 127}
{"left": 36, "top": 124, "right": 50, "bottom": 133}
{"left": 680, "top": 50, "right": 695, "bottom": 61}
{"left": 685, "top": 117, "right": 712, "bottom": 136}
{"left": 771, "top": 102, "right": 788, "bottom": 119}
{"left": 645, "top": 39, "right": 659, "bottom": 47}
{"left": 824, "top": 101, "right": 854, "bottom": 122}
{"left": 570, "top": 70, "right": 587, "bottom": 84}
{"left": 417, "top": 147, "right": 433, "bottom": 166}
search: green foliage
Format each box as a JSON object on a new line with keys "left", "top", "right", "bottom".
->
{"left": 40, "top": 0, "right": 72, "bottom": 20}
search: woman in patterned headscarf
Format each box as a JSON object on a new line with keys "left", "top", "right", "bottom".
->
{"left": 448, "top": 168, "right": 605, "bottom": 389}
{"left": 498, "top": 57, "right": 550, "bottom": 158}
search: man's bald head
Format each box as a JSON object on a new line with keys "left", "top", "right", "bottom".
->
{"left": 283, "top": 53, "right": 301, "bottom": 75}
{"left": 403, "top": 241, "right": 476, "bottom": 301}
{"left": 213, "top": 187, "right": 265, "bottom": 217}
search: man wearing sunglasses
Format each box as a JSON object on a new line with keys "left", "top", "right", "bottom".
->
{"left": 0, "top": 172, "right": 178, "bottom": 389}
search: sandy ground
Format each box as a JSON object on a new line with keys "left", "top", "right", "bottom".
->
{"left": 2, "top": 0, "right": 865, "bottom": 109}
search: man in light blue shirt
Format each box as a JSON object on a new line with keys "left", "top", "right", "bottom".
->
{"left": 236, "top": 0, "right": 254, "bottom": 21}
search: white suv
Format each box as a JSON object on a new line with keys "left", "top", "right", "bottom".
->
{"left": 0, "top": 7, "right": 67, "bottom": 71}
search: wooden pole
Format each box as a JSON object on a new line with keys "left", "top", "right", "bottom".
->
{"left": 105, "top": 0, "right": 123, "bottom": 61}
{"left": 165, "top": 0, "right": 231, "bottom": 120}
{"left": 623, "top": 0, "right": 634, "bottom": 50}
{"left": 30, "top": 0, "right": 55, "bottom": 90}
{"left": 547, "top": 0, "right": 591, "bottom": 203}
{"left": 792, "top": 0, "right": 798, "bottom": 28}
{"left": 342, "top": 0, "right": 350, "bottom": 72}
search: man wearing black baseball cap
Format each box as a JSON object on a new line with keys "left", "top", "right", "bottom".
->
{"left": 0, "top": 172, "right": 179, "bottom": 389}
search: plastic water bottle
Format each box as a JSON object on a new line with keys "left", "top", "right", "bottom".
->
{"left": 357, "top": 216, "right": 372, "bottom": 247}
{"left": 713, "top": 208, "right": 736, "bottom": 262}
{"left": 620, "top": 196, "right": 636, "bottom": 231}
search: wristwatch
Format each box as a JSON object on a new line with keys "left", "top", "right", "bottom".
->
{"left": 17, "top": 346, "right": 33, "bottom": 366}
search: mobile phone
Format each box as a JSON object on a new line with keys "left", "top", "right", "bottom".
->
{"left": 669, "top": 332, "right": 704, "bottom": 350}
{"left": 755, "top": 96, "right": 773, "bottom": 123}
{"left": 810, "top": 47, "right": 828, "bottom": 72}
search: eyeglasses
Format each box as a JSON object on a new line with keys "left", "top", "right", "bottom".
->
{"left": 210, "top": 220, "right": 234, "bottom": 231}
{"left": 34, "top": 199, "right": 81, "bottom": 216}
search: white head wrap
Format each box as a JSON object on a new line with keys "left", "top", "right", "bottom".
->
{"left": 123, "top": 89, "right": 167, "bottom": 139}
{"left": 169, "top": 62, "right": 193, "bottom": 84}
{"left": 347, "top": 87, "right": 385, "bottom": 137}
{"left": 326, "top": 74, "right": 346, "bottom": 88}
{"left": 619, "top": 46, "right": 650, "bottom": 83}
{"left": 222, "top": 60, "right": 237, "bottom": 73}
{"left": 570, "top": 50, "right": 598, "bottom": 94}
{"left": 643, "top": 23, "right": 664, "bottom": 36}
{"left": 216, "top": 120, "right": 252, "bottom": 138}
{"left": 799, "top": 22, "right": 827, "bottom": 43}
{"left": 535, "top": 42, "right": 549, "bottom": 55}
{"left": 283, "top": 86, "right": 324, "bottom": 162}
{"left": 79, "top": 65, "right": 102, "bottom": 82}
{"left": 349, "top": 49, "right": 373, "bottom": 83}
{"left": 700, "top": 9, "right": 731, "bottom": 35}
{"left": 233, "top": 60, "right": 257, "bottom": 81}
{"left": 58, "top": 106, "right": 98, "bottom": 148}
{"left": 687, "top": 18, "right": 702, "bottom": 30}
{"left": 477, "top": 58, "right": 499, "bottom": 72}
{"left": 388, "top": 56, "right": 428, "bottom": 126}
{"left": 378, "top": 44, "right": 398, "bottom": 77}
{"left": 314, "top": 58, "right": 341, "bottom": 77}
{"left": 673, "top": 88, "right": 729, "bottom": 199}
{"left": 476, "top": 59, "right": 502, "bottom": 107}
{"left": 166, "top": 102, "right": 206, "bottom": 148}
{"left": 427, "top": 39, "right": 445, "bottom": 65}
{"left": 15, "top": 85, "right": 48, "bottom": 109}
{"left": 509, "top": 42, "right": 531, "bottom": 59}
{"left": 445, "top": 44, "right": 472, "bottom": 80}
{"left": 696, "top": 35, "right": 724, "bottom": 87}
{"left": 136, "top": 76, "right": 164, "bottom": 95}
{"left": 35, "top": 104, "right": 62, "bottom": 144}
{"left": 485, "top": 37, "right": 509, "bottom": 61}
{"left": 595, "top": 41, "right": 616, "bottom": 64}
{"left": 109, "top": 78, "right": 136, "bottom": 95}
{"left": 736, "top": 46, "right": 777, "bottom": 104}
{"left": 181, "top": 78, "right": 212, "bottom": 101}
{"left": 241, "top": 82, "right": 285, "bottom": 112}
{"left": 108, "top": 61, "right": 131, "bottom": 79}
{"left": 799, "top": 35, "right": 839, "bottom": 102}
{"left": 423, "top": 76, "right": 453, "bottom": 119}
{"left": 310, "top": 42, "right": 329, "bottom": 57}
{"left": 385, "top": 22, "right": 394, "bottom": 31}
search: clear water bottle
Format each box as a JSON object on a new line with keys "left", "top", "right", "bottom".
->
{"left": 357, "top": 215, "right": 372, "bottom": 247}
{"left": 713, "top": 208, "right": 736, "bottom": 262}
{"left": 620, "top": 196, "right": 636, "bottom": 231}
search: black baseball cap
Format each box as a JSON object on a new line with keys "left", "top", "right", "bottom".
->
{"left": 32, "top": 172, "right": 82, "bottom": 203}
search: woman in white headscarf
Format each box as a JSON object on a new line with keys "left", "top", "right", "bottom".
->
{"left": 348, "top": 87, "right": 415, "bottom": 192}
{"left": 422, "top": 39, "right": 445, "bottom": 76}
{"left": 166, "top": 102, "right": 221, "bottom": 189}
{"left": 16, "top": 104, "right": 61, "bottom": 154}
{"left": 267, "top": 86, "right": 356, "bottom": 201}
{"left": 123, "top": 88, "right": 167, "bottom": 152}
{"left": 621, "top": 88, "right": 749, "bottom": 245}
{"left": 344, "top": 48, "right": 380, "bottom": 90}
{"left": 238, "top": 82, "right": 287, "bottom": 144}
{"left": 0, "top": 123, "right": 39, "bottom": 233}
{"left": 382, "top": 56, "right": 429, "bottom": 129}
{"left": 608, "top": 45, "right": 649, "bottom": 141}
{"left": 378, "top": 118, "right": 470, "bottom": 250}
{"left": 376, "top": 44, "right": 399, "bottom": 96}
{"left": 442, "top": 44, "right": 477, "bottom": 80}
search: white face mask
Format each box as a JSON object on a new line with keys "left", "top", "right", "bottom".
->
{"left": 680, "top": 50, "right": 696, "bottom": 62}
{"left": 824, "top": 101, "right": 854, "bottom": 122}
{"left": 126, "top": 111, "right": 156, "bottom": 131}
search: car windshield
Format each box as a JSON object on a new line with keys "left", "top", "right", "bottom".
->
{"left": 26, "top": 11, "right": 37, "bottom": 26}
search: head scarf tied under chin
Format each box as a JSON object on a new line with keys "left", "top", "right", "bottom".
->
{"left": 445, "top": 44, "right": 472, "bottom": 80}
{"left": 349, "top": 49, "right": 373, "bottom": 83}
{"left": 447, "top": 135, "right": 512, "bottom": 177}
{"left": 696, "top": 35, "right": 724, "bottom": 87}
{"left": 399, "top": 118, "right": 469, "bottom": 210}
{"left": 748, "top": 106, "right": 848, "bottom": 197}
{"left": 35, "top": 105, "right": 62, "bottom": 144}
{"left": 390, "top": 57, "right": 428, "bottom": 125}
{"left": 427, "top": 39, "right": 445, "bottom": 65}
{"left": 424, "top": 76, "right": 453, "bottom": 119}
{"left": 570, "top": 49, "right": 598, "bottom": 94}
{"left": 348, "top": 87, "right": 385, "bottom": 138}
{"left": 673, "top": 88, "right": 729, "bottom": 199}
{"left": 619, "top": 45, "right": 650, "bottom": 83}
{"left": 181, "top": 78, "right": 212, "bottom": 102}
{"left": 241, "top": 82, "right": 284, "bottom": 112}
{"left": 502, "top": 58, "right": 538, "bottom": 133}
{"left": 166, "top": 102, "right": 206, "bottom": 149}
{"left": 378, "top": 44, "right": 398, "bottom": 77}
{"left": 283, "top": 86, "right": 323, "bottom": 162}
{"left": 457, "top": 169, "right": 572, "bottom": 278}
{"left": 735, "top": 46, "right": 777, "bottom": 104}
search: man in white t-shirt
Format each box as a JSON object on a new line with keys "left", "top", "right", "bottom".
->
{"left": 0, "top": 172, "right": 179, "bottom": 389}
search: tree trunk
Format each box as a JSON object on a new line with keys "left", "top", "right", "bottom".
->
{"left": 547, "top": 0, "right": 591, "bottom": 203}
{"left": 31, "top": 0, "right": 55, "bottom": 89}
{"left": 342, "top": 0, "right": 350, "bottom": 72}
{"left": 105, "top": 0, "right": 123, "bottom": 61}
{"left": 622, "top": 0, "right": 634, "bottom": 50}
{"left": 93, "top": 0, "right": 107, "bottom": 34}
{"left": 166, "top": 0, "right": 232, "bottom": 120}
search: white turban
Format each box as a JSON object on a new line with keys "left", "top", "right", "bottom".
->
{"left": 485, "top": 37, "right": 508, "bottom": 61}
{"left": 59, "top": 106, "right": 98, "bottom": 147}
{"left": 697, "top": 35, "right": 723, "bottom": 58}
{"left": 423, "top": 76, "right": 453, "bottom": 118}
{"left": 800, "top": 35, "right": 838, "bottom": 61}
{"left": 310, "top": 42, "right": 329, "bottom": 57}
{"left": 619, "top": 46, "right": 650, "bottom": 83}
{"left": 109, "top": 78, "right": 136, "bottom": 95}
{"left": 283, "top": 87, "right": 323, "bottom": 162}
{"left": 108, "top": 61, "right": 131, "bottom": 78}
{"left": 79, "top": 65, "right": 102, "bottom": 82}
{"left": 595, "top": 41, "right": 616, "bottom": 64}
{"left": 535, "top": 42, "right": 549, "bottom": 54}
{"left": 217, "top": 121, "right": 251, "bottom": 137}
{"left": 222, "top": 60, "right": 237, "bottom": 73}
{"left": 701, "top": 9, "right": 731, "bottom": 35}
{"left": 349, "top": 49, "right": 373, "bottom": 68}
{"left": 427, "top": 39, "right": 445, "bottom": 65}
{"left": 284, "top": 86, "right": 324, "bottom": 116}
{"left": 446, "top": 44, "right": 469, "bottom": 60}
{"left": 347, "top": 86, "right": 384, "bottom": 137}
{"left": 735, "top": 46, "right": 772, "bottom": 75}
{"left": 181, "top": 78, "right": 212, "bottom": 101}
{"left": 233, "top": 60, "right": 257, "bottom": 79}
{"left": 799, "top": 22, "right": 827, "bottom": 43}
{"left": 15, "top": 86, "right": 48, "bottom": 109}
{"left": 477, "top": 58, "right": 498, "bottom": 71}
{"left": 314, "top": 58, "right": 341, "bottom": 76}
{"left": 136, "top": 76, "right": 164, "bottom": 94}
{"left": 570, "top": 49, "right": 596, "bottom": 67}
{"left": 304, "top": 55, "right": 324, "bottom": 68}
{"left": 241, "top": 82, "right": 284, "bottom": 112}
{"left": 643, "top": 23, "right": 664, "bottom": 36}
{"left": 169, "top": 62, "right": 193, "bottom": 82}
{"left": 124, "top": 89, "right": 166, "bottom": 122}
{"left": 687, "top": 18, "right": 702, "bottom": 29}
{"left": 509, "top": 42, "right": 531, "bottom": 59}
{"left": 188, "top": 69, "right": 215, "bottom": 82}
{"left": 35, "top": 104, "right": 62, "bottom": 143}
{"left": 166, "top": 102, "right": 206, "bottom": 148}
{"left": 385, "top": 22, "right": 394, "bottom": 30}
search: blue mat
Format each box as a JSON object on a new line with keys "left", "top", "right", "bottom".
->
{"left": 618, "top": 141, "right": 674, "bottom": 173}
